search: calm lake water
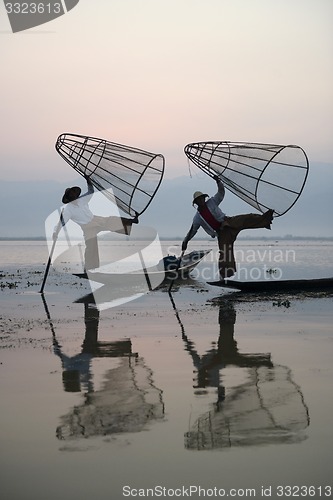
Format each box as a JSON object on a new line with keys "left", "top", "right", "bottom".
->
{"left": 1, "top": 238, "right": 333, "bottom": 276}
{"left": 0, "top": 240, "right": 332, "bottom": 500}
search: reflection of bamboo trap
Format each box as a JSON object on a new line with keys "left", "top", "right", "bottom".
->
{"left": 57, "top": 356, "right": 164, "bottom": 439}
{"left": 185, "top": 365, "right": 310, "bottom": 450}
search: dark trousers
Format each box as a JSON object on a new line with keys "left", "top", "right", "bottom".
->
{"left": 217, "top": 211, "right": 272, "bottom": 278}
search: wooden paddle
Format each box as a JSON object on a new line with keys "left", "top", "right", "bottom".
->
{"left": 39, "top": 209, "right": 64, "bottom": 294}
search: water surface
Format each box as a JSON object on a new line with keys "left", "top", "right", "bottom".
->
{"left": 0, "top": 240, "right": 332, "bottom": 499}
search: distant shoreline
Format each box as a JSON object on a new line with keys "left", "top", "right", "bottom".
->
{"left": 1, "top": 236, "right": 333, "bottom": 242}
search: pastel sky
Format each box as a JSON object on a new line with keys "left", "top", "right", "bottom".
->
{"left": 1, "top": 0, "right": 332, "bottom": 181}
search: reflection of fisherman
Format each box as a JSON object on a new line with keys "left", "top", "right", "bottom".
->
{"left": 184, "top": 302, "right": 309, "bottom": 450}
{"left": 183, "top": 301, "right": 272, "bottom": 403}
{"left": 51, "top": 299, "right": 164, "bottom": 440}
{"left": 52, "top": 303, "right": 100, "bottom": 392}
{"left": 52, "top": 302, "right": 136, "bottom": 393}
{"left": 181, "top": 177, "right": 274, "bottom": 279}
{"left": 54, "top": 176, "right": 139, "bottom": 270}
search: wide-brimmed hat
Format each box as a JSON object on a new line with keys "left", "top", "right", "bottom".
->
{"left": 62, "top": 186, "right": 81, "bottom": 204}
{"left": 192, "top": 191, "right": 208, "bottom": 205}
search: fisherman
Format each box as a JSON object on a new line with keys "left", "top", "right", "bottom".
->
{"left": 181, "top": 176, "right": 274, "bottom": 280}
{"left": 54, "top": 175, "right": 139, "bottom": 270}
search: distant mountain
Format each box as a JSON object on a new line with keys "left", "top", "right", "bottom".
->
{"left": 1, "top": 180, "right": 63, "bottom": 238}
{"left": 0, "top": 162, "right": 332, "bottom": 238}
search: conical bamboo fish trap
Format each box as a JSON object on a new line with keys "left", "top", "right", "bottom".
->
{"left": 56, "top": 133, "right": 165, "bottom": 217}
{"left": 184, "top": 141, "right": 309, "bottom": 216}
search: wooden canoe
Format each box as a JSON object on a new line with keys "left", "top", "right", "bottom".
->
{"left": 207, "top": 277, "right": 333, "bottom": 292}
{"left": 74, "top": 249, "right": 211, "bottom": 286}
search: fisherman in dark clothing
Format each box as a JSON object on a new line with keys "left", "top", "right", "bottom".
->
{"left": 181, "top": 176, "right": 274, "bottom": 279}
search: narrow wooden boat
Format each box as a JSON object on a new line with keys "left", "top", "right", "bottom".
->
{"left": 207, "top": 277, "right": 333, "bottom": 292}
{"left": 74, "top": 249, "right": 211, "bottom": 286}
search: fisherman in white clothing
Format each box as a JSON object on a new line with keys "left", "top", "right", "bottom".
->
{"left": 55, "top": 176, "right": 138, "bottom": 270}
{"left": 182, "top": 176, "right": 274, "bottom": 279}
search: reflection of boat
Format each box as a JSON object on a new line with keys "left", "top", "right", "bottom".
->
{"left": 74, "top": 249, "right": 211, "bottom": 286}
{"left": 208, "top": 277, "right": 333, "bottom": 292}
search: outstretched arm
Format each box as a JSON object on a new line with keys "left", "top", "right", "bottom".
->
{"left": 211, "top": 175, "right": 225, "bottom": 205}
{"left": 84, "top": 175, "right": 94, "bottom": 195}
{"left": 53, "top": 210, "right": 67, "bottom": 240}
{"left": 182, "top": 223, "right": 198, "bottom": 251}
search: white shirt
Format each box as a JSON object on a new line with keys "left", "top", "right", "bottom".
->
{"left": 184, "top": 180, "right": 226, "bottom": 242}
{"left": 62, "top": 184, "right": 94, "bottom": 227}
